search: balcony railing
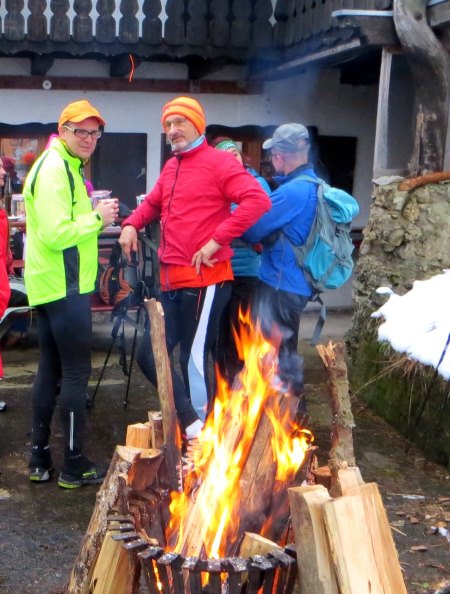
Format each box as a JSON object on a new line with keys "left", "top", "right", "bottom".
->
{"left": 0, "top": 0, "right": 398, "bottom": 58}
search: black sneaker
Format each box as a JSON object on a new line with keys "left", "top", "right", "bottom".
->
{"left": 58, "top": 456, "right": 106, "bottom": 489}
{"left": 29, "top": 446, "right": 53, "bottom": 483}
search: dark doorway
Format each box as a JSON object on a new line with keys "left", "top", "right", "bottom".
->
{"left": 91, "top": 132, "right": 147, "bottom": 211}
{"left": 205, "top": 124, "right": 357, "bottom": 194}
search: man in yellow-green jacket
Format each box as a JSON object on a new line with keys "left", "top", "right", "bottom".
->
{"left": 23, "top": 99, "right": 119, "bottom": 489}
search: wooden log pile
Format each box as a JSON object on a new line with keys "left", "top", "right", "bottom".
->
{"left": 287, "top": 341, "right": 407, "bottom": 594}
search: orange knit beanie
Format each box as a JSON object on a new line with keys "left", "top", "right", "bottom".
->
{"left": 161, "top": 96, "right": 206, "bottom": 135}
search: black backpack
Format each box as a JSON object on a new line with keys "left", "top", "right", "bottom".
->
{"left": 98, "top": 242, "right": 141, "bottom": 309}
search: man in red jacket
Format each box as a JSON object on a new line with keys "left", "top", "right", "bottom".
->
{"left": 119, "top": 96, "right": 270, "bottom": 444}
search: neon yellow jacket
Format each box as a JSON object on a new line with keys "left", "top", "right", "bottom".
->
{"left": 23, "top": 137, "right": 102, "bottom": 306}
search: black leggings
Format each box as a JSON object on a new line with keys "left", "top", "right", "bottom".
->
{"left": 253, "top": 283, "right": 309, "bottom": 401}
{"left": 31, "top": 294, "right": 92, "bottom": 459}
{"left": 137, "top": 282, "right": 232, "bottom": 429}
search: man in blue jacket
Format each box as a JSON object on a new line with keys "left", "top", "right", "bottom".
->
{"left": 243, "top": 123, "right": 318, "bottom": 410}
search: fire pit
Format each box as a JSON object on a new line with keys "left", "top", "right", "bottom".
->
{"left": 138, "top": 545, "right": 297, "bottom": 594}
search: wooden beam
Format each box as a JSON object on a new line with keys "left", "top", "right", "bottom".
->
{"left": 394, "top": 0, "right": 450, "bottom": 174}
{"left": 0, "top": 75, "right": 263, "bottom": 94}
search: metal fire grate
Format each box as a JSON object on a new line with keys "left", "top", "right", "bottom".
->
{"left": 105, "top": 516, "right": 297, "bottom": 594}
{"left": 138, "top": 545, "right": 297, "bottom": 594}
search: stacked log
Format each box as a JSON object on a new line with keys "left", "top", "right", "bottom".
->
{"left": 288, "top": 476, "right": 407, "bottom": 594}
{"left": 287, "top": 341, "right": 407, "bottom": 594}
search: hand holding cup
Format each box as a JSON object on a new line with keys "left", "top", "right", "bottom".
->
{"left": 95, "top": 198, "right": 119, "bottom": 227}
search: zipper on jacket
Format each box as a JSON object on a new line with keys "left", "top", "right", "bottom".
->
{"left": 160, "top": 155, "right": 181, "bottom": 265}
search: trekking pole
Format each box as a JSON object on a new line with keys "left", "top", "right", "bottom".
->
{"left": 88, "top": 312, "right": 123, "bottom": 408}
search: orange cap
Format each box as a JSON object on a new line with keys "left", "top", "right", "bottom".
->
{"left": 58, "top": 99, "right": 106, "bottom": 128}
{"left": 161, "top": 96, "right": 206, "bottom": 135}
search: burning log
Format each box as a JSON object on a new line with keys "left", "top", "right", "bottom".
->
{"left": 171, "top": 392, "right": 307, "bottom": 559}
{"left": 316, "top": 341, "right": 355, "bottom": 496}
{"left": 238, "top": 392, "right": 300, "bottom": 541}
{"left": 144, "top": 298, "right": 181, "bottom": 492}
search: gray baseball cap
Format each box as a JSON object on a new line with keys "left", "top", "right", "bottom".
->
{"left": 262, "top": 123, "right": 309, "bottom": 152}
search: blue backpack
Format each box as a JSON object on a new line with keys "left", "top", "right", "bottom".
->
{"left": 287, "top": 175, "right": 359, "bottom": 342}
{"left": 289, "top": 175, "right": 359, "bottom": 293}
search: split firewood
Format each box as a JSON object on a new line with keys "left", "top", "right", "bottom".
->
{"left": 88, "top": 529, "right": 137, "bottom": 594}
{"left": 238, "top": 532, "right": 282, "bottom": 558}
{"left": 323, "top": 484, "right": 408, "bottom": 594}
{"left": 144, "top": 298, "right": 181, "bottom": 492}
{"left": 316, "top": 341, "right": 356, "bottom": 496}
{"left": 68, "top": 446, "right": 162, "bottom": 594}
{"left": 398, "top": 170, "right": 450, "bottom": 192}
{"left": 126, "top": 422, "right": 152, "bottom": 449}
{"left": 323, "top": 493, "right": 382, "bottom": 594}
{"left": 288, "top": 485, "right": 339, "bottom": 594}
{"left": 346, "top": 483, "right": 408, "bottom": 593}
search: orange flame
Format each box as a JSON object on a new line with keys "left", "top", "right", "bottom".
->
{"left": 166, "top": 309, "right": 313, "bottom": 558}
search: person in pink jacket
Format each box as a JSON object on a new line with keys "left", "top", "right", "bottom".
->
{"left": 119, "top": 96, "right": 271, "bottom": 447}
{"left": 0, "top": 157, "right": 13, "bottom": 408}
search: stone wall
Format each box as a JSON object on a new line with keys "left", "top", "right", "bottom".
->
{"left": 348, "top": 180, "right": 450, "bottom": 467}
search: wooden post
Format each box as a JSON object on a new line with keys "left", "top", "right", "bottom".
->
{"left": 316, "top": 341, "right": 355, "bottom": 497}
{"left": 144, "top": 298, "right": 181, "bottom": 492}
{"left": 393, "top": 0, "right": 449, "bottom": 175}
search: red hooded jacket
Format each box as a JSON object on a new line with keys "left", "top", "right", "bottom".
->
{"left": 123, "top": 139, "right": 271, "bottom": 290}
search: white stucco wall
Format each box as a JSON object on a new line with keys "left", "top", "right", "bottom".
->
{"left": 0, "top": 62, "right": 377, "bottom": 225}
